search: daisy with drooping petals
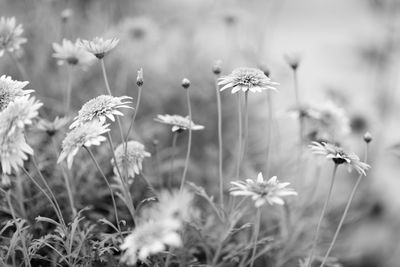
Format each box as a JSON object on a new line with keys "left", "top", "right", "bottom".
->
{"left": 58, "top": 120, "right": 110, "bottom": 168}
{"left": 0, "top": 17, "right": 27, "bottom": 57}
{"left": 0, "top": 75, "right": 32, "bottom": 111}
{"left": 111, "top": 140, "right": 151, "bottom": 179}
{"left": 218, "top": 67, "right": 278, "bottom": 94}
{"left": 52, "top": 39, "right": 95, "bottom": 67}
{"left": 70, "top": 95, "right": 132, "bottom": 129}
{"left": 155, "top": 114, "right": 204, "bottom": 132}
{"left": 230, "top": 172, "right": 298, "bottom": 207}
{"left": 309, "top": 141, "right": 370, "bottom": 175}
{"left": 79, "top": 37, "right": 119, "bottom": 59}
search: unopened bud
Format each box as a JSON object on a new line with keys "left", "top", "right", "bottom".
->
{"left": 0, "top": 175, "right": 12, "bottom": 191}
{"left": 284, "top": 53, "right": 301, "bottom": 71}
{"left": 212, "top": 60, "right": 222, "bottom": 75}
{"left": 181, "top": 78, "right": 191, "bottom": 89}
{"left": 364, "top": 132, "right": 372, "bottom": 143}
{"left": 61, "top": 8, "right": 73, "bottom": 23}
{"left": 136, "top": 68, "right": 144, "bottom": 87}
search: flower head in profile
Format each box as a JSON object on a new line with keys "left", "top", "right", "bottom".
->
{"left": 155, "top": 114, "right": 204, "bottom": 133}
{"left": 70, "top": 95, "right": 132, "bottom": 129}
{"left": 37, "top": 116, "right": 70, "bottom": 136}
{"left": 230, "top": 172, "right": 298, "bottom": 207}
{"left": 58, "top": 120, "right": 110, "bottom": 168}
{"left": 0, "top": 17, "right": 27, "bottom": 57}
{"left": 52, "top": 39, "right": 95, "bottom": 67}
{"left": 111, "top": 140, "right": 151, "bottom": 179}
{"left": 309, "top": 141, "right": 370, "bottom": 175}
{"left": 0, "top": 128, "right": 33, "bottom": 174}
{"left": 79, "top": 37, "right": 119, "bottom": 59}
{"left": 0, "top": 75, "right": 32, "bottom": 111}
{"left": 218, "top": 67, "right": 278, "bottom": 94}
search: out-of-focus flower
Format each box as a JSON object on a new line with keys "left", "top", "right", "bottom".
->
{"left": 0, "top": 95, "right": 42, "bottom": 134}
{"left": 111, "top": 140, "right": 151, "bottom": 179}
{"left": 52, "top": 39, "right": 95, "bottom": 67}
{"left": 364, "top": 132, "right": 372, "bottom": 143}
{"left": 230, "top": 172, "right": 297, "bottom": 207}
{"left": 284, "top": 52, "right": 301, "bottom": 70}
{"left": 0, "top": 174, "right": 12, "bottom": 190}
{"left": 0, "top": 75, "right": 32, "bottom": 111}
{"left": 61, "top": 8, "right": 73, "bottom": 22}
{"left": 37, "top": 116, "right": 70, "bottom": 136}
{"left": 218, "top": 67, "right": 278, "bottom": 94}
{"left": 79, "top": 37, "right": 119, "bottom": 59}
{"left": 0, "top": 17, "right": 27, "bottom": 57}
{"left": 136, "top": 68, "right": 144, "bottom": 86}
{"left": 155, "top": 114, "right": 204, "bottom": 133}
{"left": 0, "top": 129, "right": 33, "bottom": 174}
{"left": 309, "top": 141, "right": 370, "bottom": 175}
{"left": 70, "top": 95, "right": 132, "bottom": 129}
{"left": 58, "top": 121, "right": 110, "bottom": 168}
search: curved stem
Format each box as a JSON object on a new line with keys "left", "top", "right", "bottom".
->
{"left": 65, "top": 65, "right": 72, "bottom": 114}
{"left": 215, "top": 77, "right": 224, "bottom": 208}
{"left": 236, "top": 93, "right": 242, "bottom": 179}
{"left": 307, "top": 164, "right": 338, "bottom": 267}
{"left": 84, "top": 146, "right": 122, "bottom": 234}
{"left": 180, "top": 89, "right": 192, "bottom": 192}
{"left": 250, "top": 208, "right": 261, "bottom": 267}
{"left": 125, "top": 85, "right": 142, "bottom": 142}
{"left": 319, "top": 144, "right": 369, "bottom": 267}
{"left": 100, "top": 58, "right": 113, "bottom": 96}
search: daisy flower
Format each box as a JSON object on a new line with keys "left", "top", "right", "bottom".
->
{"left": 79, "top": 37, "right": 119, "bottom": 59}
{"left": 69, "top": 95, "right": 132, "bottom": 129}
{"left": 230, "top": 172, "right": 298, "bottom": 207}
{"left": 0, "top": 17, "right": 27, "bottom": 57}
{"left": 309, "top": 141, "right": 370, "bottom": 175}
{"left": 111, "top": 140, "right": 151, "bottom": 179}
{"left": 0, "top": 128, "right": 33, "bottom": 174}
{"left": 52, "top": 39, "right": 95, "bottom": 67}
{"left": 0, "top": 75, "right": 32, "bottom": 111}
{"left": 218, "top": 67, "right": 278, "bottom": 94}
{"left": 155, "top": 114, "right": 204, "bottom": 133}
{"left": 58, "top": 120, "right": 110, "bottom": 168}
{"left": 37, "top": 116, "right": 70, "bottom": 136}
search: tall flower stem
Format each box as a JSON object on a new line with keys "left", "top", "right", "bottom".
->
{"left": 243, "top": 91, "right": 249, "bottom": 167}
{"left": 214, "top": 76, "right": 224, "bottom": 208}
{"left": 15, "top": 174, "right": 26, "bottom": 218}
{"left": 319, "top": 144, "right": 369, "bottom": 267}
{"left": 265, "top": 91, "right": 273, "bottom": 176}
{"left": 51, "top": 138, "right": 76, "bottom": 218}
{"left": 106, "top": 132, "right": 135, "bottom": 223}
{"left": 125, "top": 84, "right": 142, "bottom": 142}
{"left": 180, "top": 88, "right": 192, "bottom": 191}
{"left": 307, "top": 164, "right": 338, "bottom": 267}
{"left": 7, "top": 51, "right": 28, "bottom": 81}
{"left": 250, "top": 208, "right": 261, "bottom": 267}
{"left": 236, "top": 93, "right": 243, "bottom": 179}
{"left": 293, "top": 68, "right": 303, "bottom": 146}
{"left": 84, "top": 146, "right": 122, "bottom": 234}
{"left": 65, "top": 65, "right": 72, "bottom": 114}
{"left": 169, "top": 132, "right": 178, "bottom": 190}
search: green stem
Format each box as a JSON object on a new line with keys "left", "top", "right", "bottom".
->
{"left": 243, "top": 91, "right": 249, "bottom": 165}
{"left": 236, "top": 93, "right": 242, "bottom": 179}
{"left": 250, "top": 208, "right": 261, "bottom": 267}
{"left": 215, "top": 77, "right": 224, "bottom": 208}
{"left": 180, "top": 89, "right": 192, "bottom": 192}
{"left": 125, "top": 85, "right": 142, "bottom": 142}
{"left": 65, "top": 65, "right": 72, "bottom": 114}
{"left": 307, "top": 164, "right": 338, "bottom": 267}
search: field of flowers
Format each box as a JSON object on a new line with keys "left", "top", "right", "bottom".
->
{"left": 1, "top": 0, "right": 400, "bottom": 266}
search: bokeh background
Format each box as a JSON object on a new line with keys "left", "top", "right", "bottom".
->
{"left": 2, "top": 0, "right": 400, "bottom": 266}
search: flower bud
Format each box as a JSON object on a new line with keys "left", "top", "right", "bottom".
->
{"left": 61, "top": 8, "right": 73, "bottom": 23}
{"left": 212, "top": 60, "right": 222, "bottom": 75}
{"left": 136, "top": 68, "right": 144, "bottom": 87}
{"left": 364, "top": 132, "right": 372, "bottom": 143}
{"left": 181, "top": 78, "right": 191, "bottom": 89}
{"left": 0, "top": 175, "right": 12, "bottom": 191}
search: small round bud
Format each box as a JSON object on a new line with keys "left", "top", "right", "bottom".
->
{"left": 212, "top": 60, "right": 222, "bottom": 75}
{"left": 136, "top": 68, "right": 144, "bottom": 87}
{"left": 284, "top": 53, "right": 301, "bottom": 71}
{"left": 181, "top": 78, "right": 191, "bottom": 89}
{"left": 364, "top": 132, "right": 372, "bottom": 143}
{"left": 0, "top": 175, "right": 12, "bottom": 191}
{"left": 153, "top": 139, "right": 159, "bottom": 146}
{"left": 61, "top": 8, "right": 73, "bottom": 23}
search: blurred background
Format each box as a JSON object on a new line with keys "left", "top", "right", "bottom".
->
{"left": 2, "top": 0, "right": 400, "bottom": 266}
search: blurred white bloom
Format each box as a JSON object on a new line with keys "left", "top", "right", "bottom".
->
{"left": 230, "top": 172, "right": 298, "bottom": 207}
{"left": 79, "top": 37, "right": 119, "bottom": 59}
{"left": 284, "top": 52, "right": 302, "bottom": 70}
{"left": 0, "top": 17, "right": 27, "bottom": 57}
{"left": 70, "top": 95, "right": 132, "bottom": 129}
{"left": 0, "top": 128, "right": 33, "bottom": 174}
{"left": 218, "top": 67, "right": 278, "bottom": 94}
{"left": 0, "top": 75, "right": 32, "bottom": 111}
{"left": 37, "top": 116, "right": 70, "bottom": 136}
{"left": 52, "top": 39, "right": 95, "bottom": 67}
{"left": 309, "top": 141, "right": 370, "bottom": 175}
{"left": 58, "top": 121, "right": 110, "bottom": 168}
{"left": 61, "top": 8, "right": 73, "bottom": 22}
{"left": 111, "top": 140, "right": 151, "bottom": 178}
{"left": 155, "top": 114, "right": 204, "bottom": 132}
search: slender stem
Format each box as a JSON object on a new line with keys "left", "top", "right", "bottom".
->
{"left": 7, "top": 51, "right": 28, "bottom": 81}
{"left": 65, "top": 65, "right": 72, "bottom": 114}
{"left": 215, "top": 77, "right": 224, "bottom": 208}
{"left": 319, "top": 144, "right": 369, "bottom": 267}
{"left": 307, "top": 164, "right": 338, "bottom": 267}
{"left": 293, "top": 69, "right": 300, "bottom": 109}
{"left": 265, "top": 91, "right": 273, "bottom": 176}
{"left": 6, "top": 191, "right": 31, "bottom": 267}
{"left": 250, "top": 208, "right": 261, "bottom": 267}
{"left": 243, "top": 91, "right": 249, "bottom": 164}
{"left": 236, "top": 93, "right": 243, "bottom": 179}
{"left": 125, "top": 85, "right": 142, "bottom": 142}
{"left": 180, "top": 89, "right": 192, "bottom": 191}
{"left": 84, "top": 146, "right": 122, "bottom": 234}
{"left": 169, "top": 132, "right": 178, "bottom": 190}
{"left": 15, "top": 174, "right": 26, "bottom": 219}
{"left": 100, "top": 58, "right": 113, "bottom": 96}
